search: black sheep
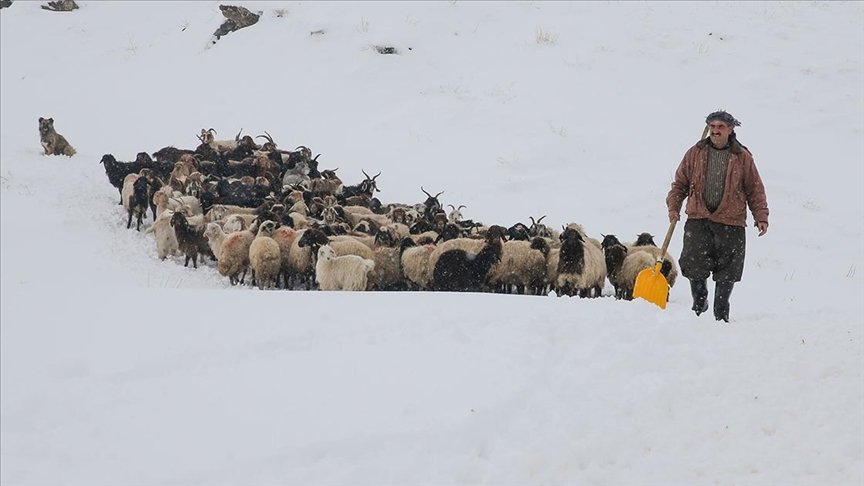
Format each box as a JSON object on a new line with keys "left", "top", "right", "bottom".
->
{"left": 432, "top": 225, "right": 507, "bottom": 293}
{"left": 557, "top": 227, "right": 585, "bottom": 297}
{"left": 601, "top": 234, "right": 628, "bottom": 299}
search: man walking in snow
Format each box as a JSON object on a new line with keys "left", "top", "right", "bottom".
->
{"left": 666, "top": 110, "right": 769, "bottom": 322}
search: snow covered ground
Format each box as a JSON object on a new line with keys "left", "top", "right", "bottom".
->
{"left": 1, "top": 1, "right": 862, "bottom": 484}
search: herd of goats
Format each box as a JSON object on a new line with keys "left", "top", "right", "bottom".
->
{"left": 102, "top": 128, "right": 678, "bottom": 296}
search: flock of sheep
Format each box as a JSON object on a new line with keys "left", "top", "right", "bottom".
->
{"left": 102, "top": 128, "right": 679, "bottom": 296}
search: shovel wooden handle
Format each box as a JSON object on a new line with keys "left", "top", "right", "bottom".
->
{"left": 659, "top": 219, "right": 677, "bottom": 259}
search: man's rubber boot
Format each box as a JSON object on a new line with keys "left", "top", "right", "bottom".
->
{"left": 690, "top": 279, "right": 709, "bottom": 316}
{"left": 714, "top": 281, "right": 735, "bottom": 323}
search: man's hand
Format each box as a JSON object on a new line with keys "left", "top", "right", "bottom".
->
{"left": 756, "top": 221, "right": 768, "bottom": 236}
{"left": 668, "top": 211, "right": 680, "bottom": 223}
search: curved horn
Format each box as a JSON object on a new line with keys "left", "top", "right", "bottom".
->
{"left": 448, "top": 204, "right": 456, "bottom": 211}
{"left": 234, "top": 128, "right": 243, "bottom": 141}
{"left": 208, "top": 128, "right": 217, "bottom": 135}
{"left": 372, "top": 171, "right": 381, "bottom": 181}
{"left": 421, "top": 186, "right": 432, "bottom": 198}
{"left": 263, "top": 131, "right": 274, "bottom": 145}
{"left": 313, "top": 154, "right": 321, "bottom": 161}
{"left": 529, "top": 216, "right": 536, "bottom": 225}
{"left": 196, "top": 134, "right": 205, "bottom": 143}
{"left": 295, "top": 145, "right": 308, "bottom": 151}
{"left": 537, "top": 215, "right": 547, "bottom": 223}
{"left": 362, "top": 169, "right": 371, "bottom": 179}
{"left": 458, "top": 205, "right": 466, "bottom": 211}
{"left": 435, "top": 190, "right": 445, "bottom": 198}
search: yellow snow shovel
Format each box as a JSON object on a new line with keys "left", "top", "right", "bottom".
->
{"left": 632, "top": 220, "right": 677, "bottom": 309}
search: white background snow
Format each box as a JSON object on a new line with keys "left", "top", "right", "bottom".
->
{"left": 1, "top": 1, "right": 863, "bottom": 484}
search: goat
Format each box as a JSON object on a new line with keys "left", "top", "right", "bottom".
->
{"left": 197, "top": 128, "right": 243, "bottom": 153}
{"left": 123, "top": 174, "right": 150, "bottom": 231}
{"left": 420, "top": 186, "right": 444, "bottom": 222}
{"left": 170, "top": 211, "right": 214, "bottom": 268}
{"left": 447, "top": 204, "right": 467, "bottom": 223}
{"left": 315, "top": 245, "right": 375, "bottom": 291}
{"left": 338, "top": 169, "right": 381, "bottom": 203}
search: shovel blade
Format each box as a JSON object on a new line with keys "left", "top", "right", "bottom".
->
{"left": 633, "top": 262, "right": 669, "bottom": 309}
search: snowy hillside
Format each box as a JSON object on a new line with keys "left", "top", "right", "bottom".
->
{"left": 1, "top": 1, "right": 863, "bottom": 485}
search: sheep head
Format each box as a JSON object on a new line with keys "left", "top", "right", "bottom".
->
{"left": 634, "top": 232, "right": 656, "bottom": 246}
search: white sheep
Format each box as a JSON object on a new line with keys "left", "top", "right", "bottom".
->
{"left": 288, "top": 200, "right": 309, "bottom": 217}
{"left": 249, "top": 220, "right": 282, "bottom": 290}
{"left": 217, "top": 223, "right": 258, "bottom": 285}
{"left": 315, "top": 244, "right": 375, "bottom": 291}
{"left": 289, "top": 229, "right": 375, "bottom": 289}
{"left": 618, "top": 244, "right": 679, "bottom": 300}
{"left": 366, "top": 228, "right": 405, "bottom": 290}
{"left": 152, "top": 185, "right": 202, "bottom": 217}
{"left": 269, "top": 225, "right": 298, "bottom": 289}
{"left": 221, "top": 213, "right": 255, "bottom": 233}
{"left": 555, "top": 226, "right": 607, "bottom": 297}
{"left": 400, "top": 239, "right": 435, "bottom": 290}
{"left": 144, "top": 209, "right": 180, "bottom": 260}
{"left": 488, "top": 238, "right": 550, "bottom": 295}
{"left": 203, "top": 222, "right": 227, "bottom": 260}
{"left": 288, "top": 211, "right": 310, "bottom": 229}
{"left": 204, "top": 204, "right": 258, "bottom": 224}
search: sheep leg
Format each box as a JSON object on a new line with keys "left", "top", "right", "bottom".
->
{"left": 126, "top": 209, "right": 134, "bottom": 229}
{"left": 184, "top": 253, "right": 190, "bottom": 267}
{"left": 191, "top": 251, "right": 198, "bottom": 269}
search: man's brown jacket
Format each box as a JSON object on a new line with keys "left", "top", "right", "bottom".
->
{"left": 666, "top": 136, "right": 769, "bottom": 228}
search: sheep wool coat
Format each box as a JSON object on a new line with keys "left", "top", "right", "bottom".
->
{"left": 666, "top": 136, "right": 769, "bottom": 228}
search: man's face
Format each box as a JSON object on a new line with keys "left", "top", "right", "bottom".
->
{"left": 708, "top": 121, "right": 733, "bottom": 147}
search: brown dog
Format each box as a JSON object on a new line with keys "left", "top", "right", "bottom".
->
{"left": 38, "top": 117, "right": 76, "bottom": 156}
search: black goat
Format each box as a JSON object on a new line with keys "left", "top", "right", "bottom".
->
{"left": 169, "top": 212, "right": 214, "bottom": 269}
{"left": 127, "top": 176, "right": 150, "bottom": 231}
{"left": 101, "top": 154, "right": 148, "bottom": 204}
{"left": 420, "top": 186, "right": 444, "bottom": 222}
{"left": 212, "top": 178, "right": 269, "bottom": 208}
{"left": 340, "top": 169, "right": 381, "bottom": 201}
{"left": 101, "top": 153, "right": 173, "bottom": 204}
{"left": 432, "top": 225, "right": 507, "bottom": 292}
{"left": 152, "top": 146, "right": 198, "bottom": 164}
{"left": 507, "top": 222, "right": 531, "bottom": 241}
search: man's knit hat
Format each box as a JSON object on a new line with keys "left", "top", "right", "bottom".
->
{"left": 706, "top": 110, "right": 741, "bottom": 127}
